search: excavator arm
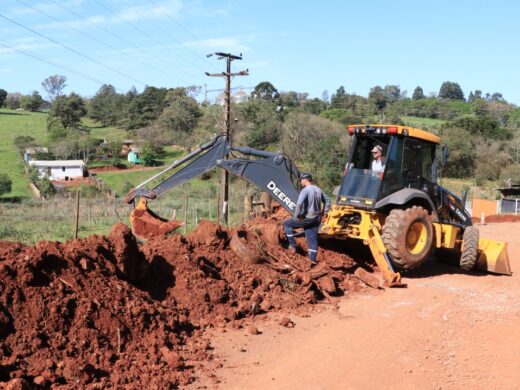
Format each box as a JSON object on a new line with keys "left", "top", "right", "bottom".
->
{"left": 125, "top": 134, "right": 301, "bottom": 240}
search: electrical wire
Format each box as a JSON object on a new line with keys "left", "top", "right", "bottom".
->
{"left": 13, "top": 0, "right": 177, "bottom": 81}
{"left": 0, "top": 12, "right": 147, "bottom": 87}
{"left": 0, "top": 38, "right": 121, "bottom": 91}
{"left": 144, "top": 0, "right": 214, "bottom": 53}
{"left": 45, "top": 0, "right": 191, "bottom": 84}
{"left": 91, "top": 0, "right": 200, "bottom": 80}
{"left": 118, "top": 0, "right": 209, "bottom": 67}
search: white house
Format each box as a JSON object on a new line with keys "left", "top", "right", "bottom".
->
{"left": 216, "top": 90, "right": 250, "bottom": 105}
{"left": 232, "top": 90, "right": 249, "bottom": 104}
{"left": 28, "top": 160, "right": 85, "bottom": 181}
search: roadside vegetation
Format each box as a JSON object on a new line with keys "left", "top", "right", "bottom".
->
{"left": 1, "top": 78, "right": 519, "bottom": 243}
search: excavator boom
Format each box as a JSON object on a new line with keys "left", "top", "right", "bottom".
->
{"left": 126, "top": 134, "right": 301, "bottom": 239}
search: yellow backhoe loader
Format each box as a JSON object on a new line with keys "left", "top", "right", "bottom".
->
{"left": 126, "top": 125, "right": 511, "bottom": 286}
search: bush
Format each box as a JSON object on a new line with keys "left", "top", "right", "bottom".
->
{"left": 0, "top": 174, "right": 12, "bottom": 196}
{"left": 38, "top": 178, "right": 56, "bottom": 197}
{"left": 79, "top": 185, "right": 102, "bottom": 198}
{"left": 26, "top": 167, "right": 55, "bottom": 197}
{"left": 110, "top": 156, "right": 126, "bottom": 169}
{"left": 13, "top": 136, "right": 36, "bottom": 155}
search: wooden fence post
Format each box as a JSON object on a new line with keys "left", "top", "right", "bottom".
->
{"left": 244, "top": 194, "right": 253, "bottom": 220}
{"left": 261, "top": 192, "right": 271, "bottom": 214}
{"left": 183, "top": 194, "right": 188, "bottom": 234}
{"left": 216, "top": 190, "right": 221, "bottom": 224}
{"left": 74, "top": 190, "right": 80, "bottom": 240}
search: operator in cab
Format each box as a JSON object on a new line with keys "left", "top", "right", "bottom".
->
{"left": 371, "top": 145, "right": 385, "bottom": 173}
{"left": 283, "top": 172, "right": 330, "bottom": 264}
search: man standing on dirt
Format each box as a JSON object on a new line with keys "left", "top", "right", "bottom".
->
{"left": 283, "top": 172, "right": 330, "bottom": 264}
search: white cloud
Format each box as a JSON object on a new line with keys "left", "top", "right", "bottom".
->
{"left": 113, "top": 0, "right": 183, "bottom": 23}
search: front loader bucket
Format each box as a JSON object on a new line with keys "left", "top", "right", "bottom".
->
{"left": 130, "top": 198, "right": 183, "bottom": 241}
{"left": 476, "top": 238, "right": 512, "bottom": 275}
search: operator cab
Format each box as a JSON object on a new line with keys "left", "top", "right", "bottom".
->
{"left": 337, "top": 124, "right": 439, "bottom": 209}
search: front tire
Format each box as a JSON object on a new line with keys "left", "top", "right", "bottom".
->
{"left": 382, "top": 206, "right": 433, "bottom": 270}
{"left": 460, "top": 226, "right": 479, "bottom": 271}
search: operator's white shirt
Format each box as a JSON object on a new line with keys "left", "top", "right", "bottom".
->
{"left": 371, "top": 159, "right": 385, "bottom": 173}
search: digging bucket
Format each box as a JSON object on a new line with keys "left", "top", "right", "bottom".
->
{"left": 476, "top": 238, "right": 512, "bottom": 275}
{"left": 130, "top": 198, "right": 183, "bottom": 241}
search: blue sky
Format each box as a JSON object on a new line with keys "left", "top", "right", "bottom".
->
{"left": 1, "top": 0, "right": 519, "bottom": 104}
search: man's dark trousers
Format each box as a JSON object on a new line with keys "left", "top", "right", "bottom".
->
{"left": 283, "top": 216, "right": 320, "bottom": 261}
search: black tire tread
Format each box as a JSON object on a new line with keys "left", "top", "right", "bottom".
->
{"left": 460, "top": 226, "right": 479, "bottom": 271}
{"left": 382, "top": 206, "right": 433, "bottom": 270}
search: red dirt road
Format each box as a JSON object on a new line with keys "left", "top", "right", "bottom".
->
{"left": 202, "top": 222, "right": 520, "bottom": 390}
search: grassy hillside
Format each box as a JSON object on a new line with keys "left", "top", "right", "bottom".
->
{"left": 400, "top": 116, "right": 445, "bottom": 132}
{"left": 0, "top": 109, "right": 48, "bottom": 198}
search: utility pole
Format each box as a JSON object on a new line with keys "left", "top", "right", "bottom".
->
{"left": 206, "top": 52, "right": 248, "bottom": 225}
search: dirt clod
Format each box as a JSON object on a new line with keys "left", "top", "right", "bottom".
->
{"left": 248, "top": 325, "right": 260, "bottom": 335}
{"left": 279, "top": 317, "right": 295, "bottom": 328}
{"left": 354, "top": 267, "right": 381, "bottom": 289}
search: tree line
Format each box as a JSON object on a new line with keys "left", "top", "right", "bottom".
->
{"left": 2, "top": 77, "right": 520, "bottom": 193}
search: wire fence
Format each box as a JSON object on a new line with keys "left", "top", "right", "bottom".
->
{"left": 0, "top": 180, "right": 256, "bottom": 244}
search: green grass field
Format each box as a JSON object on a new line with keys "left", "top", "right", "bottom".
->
{"left": 0, "top": 109, "right": 48, "bottom": 198}
{"left": 400, "top": 116, "right": 445, "bottom": 132}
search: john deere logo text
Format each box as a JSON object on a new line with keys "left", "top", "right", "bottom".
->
{"left": 267, "top": 181, "right": 296, "bottom": 210}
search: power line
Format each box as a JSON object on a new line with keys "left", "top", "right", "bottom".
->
{"left": 0, "top": 38, "right": 118, "bottom": 91}
{"left": 45, "top": 0, "right": 190, "bottom": 85}
{"left": 0, "top": 12, "right": 147, "bottom": 87}
{"left": 144, "top": 0, "right": 214, "bottom": 53}
{"left": 91, "top": 0, "right": 200, "bottom": 81}
{"left": 14, "top": 0, "right": 175, "bottom": 81}
{"left": 118, "top": 0, "right": 209, "bottom": 68}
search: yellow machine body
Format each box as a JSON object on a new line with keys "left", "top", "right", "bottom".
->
{"left": 322, "top": 204, "right": 512, "bottom": 286}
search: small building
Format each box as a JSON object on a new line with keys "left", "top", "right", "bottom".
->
{"left": 28, "top": 160, "right": 86, "bottom": 181}
{"left": 232, "top": 90, "right": 249, "bottom": 104}
{"left": 128, "top": 147, "right": 142, "bottom": 164}
{"left": 24, "top": 147, "right": 49, "bottom": 162}
{"left": 496, "top": 183, "right": 520, "bottom": 214}
{"left": 216, "top": 90, "right": 250, "bottom": 106}
{"left": 121, "top": 139, "right": 134, "bottom": 156}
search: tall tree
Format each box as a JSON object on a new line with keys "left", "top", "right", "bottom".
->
{"left": 438, "top": 81, "right": 464, "bottom": 100}
{"left": 88, "top": 84, "right": 119, "bottom": 126}
{"left": 20, "top": 91, "right": 44, "bottom": 111}
{"left": 412, "top": 86, "right": 425, "bottom": 100}
{"left": 383, "top": 85, "right": 401, "bottom": 102}
{"left": 41, "top": 75, "right": 67, "bottom": 102}
{"left": 4, "top": 93, "right": 22, "bottom": 109}
{"left": 251, "top": 82, "right": 278, "bottom": 101}
{"left": 158, "top": 88, "right": 202, "bottom": 144}
{"left": 321, "top": 90, "right": 329, "bottom": 103}
{"left": 48, "top": 93, "right": 87, "bottom": 130}
{"left": 368, "top": 85, "right": 388, "bottom": 114}
{"left": 0, "top": 89, "right": 7, "bottom": 107}
{"left": 330, "top": 86, "right": 347, "bottom": 107}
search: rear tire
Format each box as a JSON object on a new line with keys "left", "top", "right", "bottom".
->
{"left": 382, "top": 206, "right": 433, "bottom": 270}
{"left": 460, "top": 226, "right": 479, "bottom": 271}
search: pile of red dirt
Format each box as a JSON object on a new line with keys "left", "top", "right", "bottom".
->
{"left": 0, "top": 212, "right": 372, "bottom": 388}
{"left": 0, "top": 225, "right": 205, "bottom": 388}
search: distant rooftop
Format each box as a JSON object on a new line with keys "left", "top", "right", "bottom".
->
{"left": 28, "top": 160, "right": 85, "bottom": 167}
{"left": 25, "top": 147, "right": 49, "bottom": 154}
